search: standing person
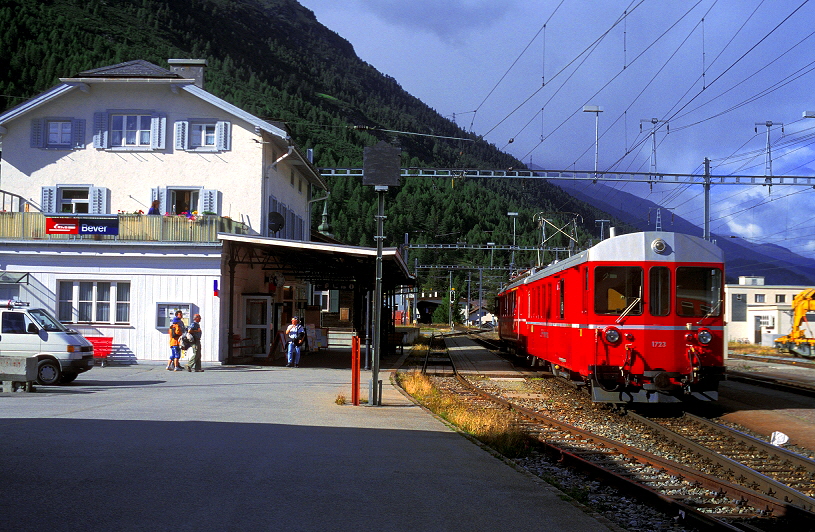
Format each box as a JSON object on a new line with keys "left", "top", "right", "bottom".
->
{"left": 185, "top": 314, "right": 203, "bottom": 372}
{"left": 285, "top": 317, "right": 305, "bottom": 368}
{"left": 147, "top": 199, "right": 161, "bottom": 215}
{"left": 167, "top": 316, "right": 184, "bottom": 371}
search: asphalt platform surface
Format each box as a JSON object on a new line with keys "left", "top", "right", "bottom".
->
{"left": 0, "top": 350, "right": 612, "bottom": 532}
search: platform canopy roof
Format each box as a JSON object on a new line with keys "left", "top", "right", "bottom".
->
{"left": 218, "top": 234, "right": 414, "bottom": 289}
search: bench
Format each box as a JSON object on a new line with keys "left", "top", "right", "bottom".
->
{"left": 87, "top": 337, "right": 113, "bottom": 367}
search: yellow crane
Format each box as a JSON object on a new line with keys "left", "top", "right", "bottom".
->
{"left": 774, "top": 288, "right": 815, "bottom": 358}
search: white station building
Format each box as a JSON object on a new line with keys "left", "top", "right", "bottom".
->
{"left": 0, "top": 59, "right": 412, "bottom": 365}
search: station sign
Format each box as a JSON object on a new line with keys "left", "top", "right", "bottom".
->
{"left": 45, "top": 217, "right": 119, "bottom": 236}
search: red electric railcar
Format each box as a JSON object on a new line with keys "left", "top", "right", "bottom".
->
{"left": 497, "top": 231, "right": 725, "bottom": 404}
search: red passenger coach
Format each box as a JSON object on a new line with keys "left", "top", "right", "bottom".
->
{"left": 497, "top": 232, "right": 725, "bottom": 404}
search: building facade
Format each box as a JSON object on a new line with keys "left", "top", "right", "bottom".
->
{"left": 724, "top": 276, "right": 811, "bottom": 346}
{"left": 0, "top": 59, "right": 329, "bottom": 364}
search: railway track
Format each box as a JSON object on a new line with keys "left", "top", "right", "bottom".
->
{"left": 406, "top": 336, "right": 815, "bottom": 531}
{"left": 633, "top": 412, "right": 815, "bottom": 509}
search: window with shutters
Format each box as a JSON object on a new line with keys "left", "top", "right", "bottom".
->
{"left": 30, "top": 117, "right": 86, "bottom": 149}
{"left": 40, "top": 185, "right": 110, "bottom": 214}
{"left": 152, "top": 187, "right": 220, "bottom": 215}
{"left": 174, "top": 120, "right": 230, "bottom": 152}
{"left": 93, "top": 110, "right": 166, "bottom": 151}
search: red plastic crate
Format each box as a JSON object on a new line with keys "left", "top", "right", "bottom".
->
{"left": 87, "top": 337, "right": 113, "bottom": 359}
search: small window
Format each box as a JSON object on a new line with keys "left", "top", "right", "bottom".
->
{"left": 174, "top": 120, "right": 230, "bottom": 151}
{"left": 649, "top": 267, "right": 671, "bottom": 316}
{"left": 48, "top": 121, "right": 72, "bottom": 146}
{"left": 191, "top": 124, "right": 216, "bottom": 148}
{"left": 775, "top": 294, "right": 786, "bottom": 303}
{"left": 60, "top": 188, "right": 90, "bottom": 213}
{"left": 31, "top": 118, "right": 85, "bottom": 150}
{"left": 755, "top": 294, "right": 765, "bottom": 303}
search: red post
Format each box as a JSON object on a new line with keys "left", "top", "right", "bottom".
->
{"left": 351, "top": 335, "right": 360, "bottom": 406}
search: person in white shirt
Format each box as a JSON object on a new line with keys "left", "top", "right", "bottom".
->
{"left": 285, "top": 317, "right": 305, "bottom": 368}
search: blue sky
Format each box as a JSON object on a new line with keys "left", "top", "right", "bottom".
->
{"left": 299, "top": 0, "right": 815, "bottom": 258}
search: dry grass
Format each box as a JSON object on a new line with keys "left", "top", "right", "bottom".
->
{"left": 398, "top": 371, "right": 532, "bottom": 457}
{"left": 728, "top": 342, "right": 781, "bottom": 356}
{"left": 335, "top": 393, "right": 346, "bottom": 405}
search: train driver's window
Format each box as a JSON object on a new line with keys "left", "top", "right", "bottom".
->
{"left": 649, "top": 267, "right": 671, "bottom": 316}
{"left": 676, "top": 267, "right": 722, "bottom": 317}
{"left": 594, "top": 266, "right": 643, "bottom": 315}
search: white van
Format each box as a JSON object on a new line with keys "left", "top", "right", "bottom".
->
{"left": 0, "top": 301, "right": 94, "bottom": 385}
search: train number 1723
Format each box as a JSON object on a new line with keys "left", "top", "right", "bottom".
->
{"left": 651, "top": 341, "right": 667, "bottom": 348}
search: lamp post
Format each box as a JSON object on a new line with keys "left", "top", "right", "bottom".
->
{"left": 507, "top": 212, "right": 518, "bottom": 275}
{"left": 487, "top": 242, "right": 495, "bottom": 268}
{"left": 583, "top": 105, "right": 603, "bottom": 180}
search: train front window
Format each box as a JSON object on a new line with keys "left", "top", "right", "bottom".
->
{"left": 676, "top": 267, "right": 722, "bottom": 317}
{"left": 649, "top": 267, "right": 671, "bottom": 316}
{"left": 594, "top": 266, "right": 643, "bottom": 315}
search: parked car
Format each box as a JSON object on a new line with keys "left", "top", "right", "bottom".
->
{"left": 0, "top": 300, "right": 94, "bottom": 385}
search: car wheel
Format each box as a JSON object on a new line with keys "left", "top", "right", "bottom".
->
{"left": 59, "top": 372, "right": 78, "bottom": 384}
{"left": 37, "top": 359, "right": 61, "bottom": 386}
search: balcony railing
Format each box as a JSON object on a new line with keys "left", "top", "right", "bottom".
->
{"left": 0, "top": 212, "right": 250, "bottom": 243}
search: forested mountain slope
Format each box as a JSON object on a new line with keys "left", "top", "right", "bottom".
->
{"left": 1, "top": 0, "right": 631, "bottom": 290}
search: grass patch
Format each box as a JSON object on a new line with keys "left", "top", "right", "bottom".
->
{"left": 335, "top": 393, "right": 346, "bottom": 405}
{"left": 728, "top": 342, "right": 780, "bottom": 356}
{"left": 397, "top": 371, "right": 533, "bottom": 458}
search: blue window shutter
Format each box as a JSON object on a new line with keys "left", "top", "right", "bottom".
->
{"left": 41, "top": 186, "right": 57, "bottom": 213}
{"left": 174, "top": 121, "right": 188, "bottom": 151}
{"left": 71, "top": 119, "right": 86, "bottom": 149}
{"left": 329, "top": 290, "right": 339, "bottom": 313}
{"left": 93, "top": 112, "right": 109, "bottom": 148}
{"left": 216, "top": 121, "right": 230, "bottom": 151}
{"left": 200, "top": 189, "right": 220, "bottom": 215}
{"left": 30, "top": 118, "right": 45, "bottom": 148}
{"left": 88, "top": 187, "right": 109, "bottom": 214}
{"left": 151, "top": 113, "right": 166, "bottom": 150}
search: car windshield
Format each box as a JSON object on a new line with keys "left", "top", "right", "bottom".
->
{"left": 28, "top": 308, "right": 71, "bottom": 332}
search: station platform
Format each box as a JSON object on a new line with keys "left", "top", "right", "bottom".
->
{"left": 0, "top": 347, "right": 614, "bottom": 531}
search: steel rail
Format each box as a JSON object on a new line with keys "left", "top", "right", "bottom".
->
{"left": 452, "top": 373, "right": 796, "bottom": 530}
{"left": 628, "top": 412, "right": 815, "bottom": 513}
{"left": 684, "top": 413, "right": 815, "bottom": 487}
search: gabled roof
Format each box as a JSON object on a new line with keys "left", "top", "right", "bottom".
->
{"left": 76, "top": 60, "right": 182, "bottom": 79}
{"left": 0, "top": 60, "right": 287, "bottom": 141}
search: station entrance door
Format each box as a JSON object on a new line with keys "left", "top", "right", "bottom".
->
{"left": 242, "top": 295, "right": 273, "bottom": 357}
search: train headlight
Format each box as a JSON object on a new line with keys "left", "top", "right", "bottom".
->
{"left": 697, "top": 329, "right": 713, "bottom": 345}
{"left": 651, "top": 238, "right": 668, "bottom": 254}
{"left": 603, "top": 326, "right": 621, "bottom": 344}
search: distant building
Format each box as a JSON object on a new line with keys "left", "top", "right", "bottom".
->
{"left": 724, "top": 276, "right": 811, "bottom": 346}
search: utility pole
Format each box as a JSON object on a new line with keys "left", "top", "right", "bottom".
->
{"left": 595, "top": 219, "right": 610, "bottom": 240}
{"left": 640, "top": 118, "right": 668, "bottom": 179}
{"left": 755, "top": 121, "right": 784, "bottom": 187}
{"left": 583, "top": 105, "right": 603, "bottom": 181}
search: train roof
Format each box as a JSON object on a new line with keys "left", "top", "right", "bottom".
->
{"left": 502, "top": 231, "right": 723, "bottom": 292}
